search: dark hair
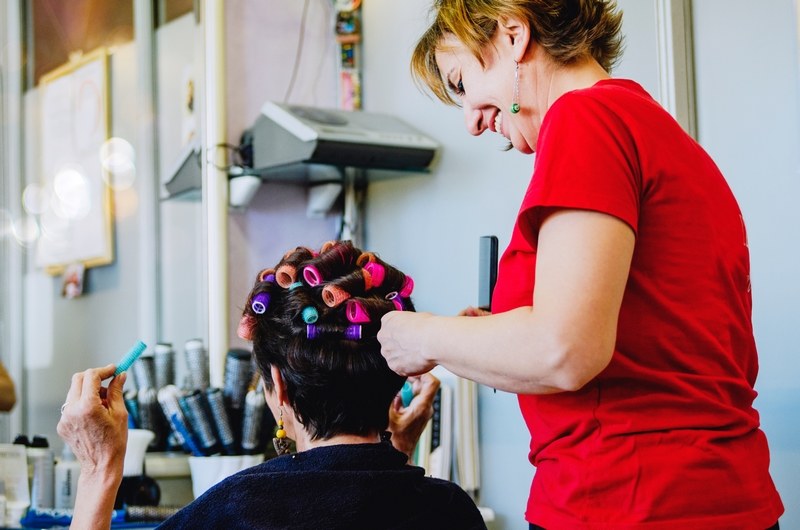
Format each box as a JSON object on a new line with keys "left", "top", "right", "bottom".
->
{"left": 412, "top": 0, "right": 624, "bottom": 105}
{"left": 238, "top": 241, "right": 414, "bottom": 440}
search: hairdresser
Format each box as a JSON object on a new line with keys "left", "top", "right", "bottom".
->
{"left": 57, "top": 241, "right": 485, "bottom": 529}
{"left": 377, "top": 1, "right": 783, "bottom": 528}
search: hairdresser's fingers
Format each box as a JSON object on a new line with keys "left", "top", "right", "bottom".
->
{"left": 459, "top": 305, "right": 491, "bottom": 317}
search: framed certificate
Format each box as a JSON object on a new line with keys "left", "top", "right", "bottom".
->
{"left": 35, "top": 48, "right": 114, "bottom": 274}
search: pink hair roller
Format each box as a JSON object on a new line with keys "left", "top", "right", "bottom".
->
{"left": 303, "top": 265, "right": 323, "bottom": 286}
{"left": 275, "top": 265, "right": 297, "bottom": 288}
{"left": 399, "top": 276, "right": 414, "bottom": 297}
{"left": 363, "top": 262, "right": 385, "bottom": 288}
{"left": 346, "top": 300, "right": 371, "bottom": 323}
{"left": 322, "top": 285, "right": 351, "bottom": 307}
{"left": 237, "top": 314, "right": 256, "bottom": 340}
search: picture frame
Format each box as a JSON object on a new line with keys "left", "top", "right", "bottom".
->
{"left": 34, "top": 47, "right": 114, "bottom": 275}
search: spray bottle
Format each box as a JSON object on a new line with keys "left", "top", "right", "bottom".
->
{"left": 54, "top": 445, "right": 80, "bottom": 510}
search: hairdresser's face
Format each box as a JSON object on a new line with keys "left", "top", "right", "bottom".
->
{"left": 435, "top": 33, "right": 534, "bottom": 154}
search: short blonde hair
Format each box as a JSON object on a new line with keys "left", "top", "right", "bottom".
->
{"left": 411, "top": 0, "right": 624, "bottom": 105}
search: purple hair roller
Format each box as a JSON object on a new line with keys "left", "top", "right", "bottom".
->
{"left": 392, "top": 298, "right": 404, "bottom": 311}
{"left": 303, "top": 265, "right": 323, "bottom": 286}
{"left": 264, "top": 273, "right": 276, "bottom": 283}
{"left": 362, "top": 262, "right": 385, "bottom": 288}
{"left": 344, "top": 325, "right": 362, "bottom": 340}
{"left": 346, "top": 300, "right": 371, "bottom": 323}
{"left": 251, "top": 292, "right": 270, "bottom": 314}
{"left": 306, "top": 324, "right": 319, "bottom": 339}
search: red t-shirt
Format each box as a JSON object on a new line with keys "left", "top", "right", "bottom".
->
{"left": 492, "top": 79, "right": 784, "bottom": 529}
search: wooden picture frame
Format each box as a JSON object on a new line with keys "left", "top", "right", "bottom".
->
{"left": 35, "top": 48, "right": 114, "bottom": 275}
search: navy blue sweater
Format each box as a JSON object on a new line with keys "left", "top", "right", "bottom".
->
{"left": 158, "top": 441, "right": 486, "bottom": 529}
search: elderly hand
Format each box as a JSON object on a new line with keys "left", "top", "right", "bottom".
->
{"left": 388, "top": 373, "right": 440, "bottom": 462}
{"left": 378, "top": 311, "right": 438, "bottom": 376}
{"left": 57, "top": 364, "right": 129, "bottom": 477}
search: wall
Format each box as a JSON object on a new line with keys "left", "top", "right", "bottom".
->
{"left": 224, "top": 0, "right": 341, "bottom": 351}
{"left": 693, "top": 1, "right": 800, "bottom": 527}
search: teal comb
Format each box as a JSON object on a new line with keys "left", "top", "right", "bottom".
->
{"left": 113, "top": 341, "right": 147, "bottom": 376}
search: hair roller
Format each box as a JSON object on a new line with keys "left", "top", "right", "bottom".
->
{"left": 251, "top": 292, "right": 270, "bottom": 314}
{"left": 257, "top": 268, "right": 276, "bottom": 283}
{"left": 356, "top": 252, "right": 376, "bottom": 267}
{"left": 392, "top": 297, "right": 404, "bottom": 311}
{"left": 322, "top": 284, "right": 351, "bottom": 307}
{"left": 303, "top": 264, "right": 324, "bottom": 286}
{"left": 275, "top": 264, "right": 297, "bottom": 288}
{"left": 399, "top": 275, "right": 414, "bottom": 297}
{"left": 320, "top": 240, "right": 338, "bottom": 254}
{"left": 344, "top": 325, "right": 362, "bottom": 340}
{"left": 237, "top": 314, "right": 257, "bottom": 340}
{"left": 362, "top": 267, "right": 373, "bottom": 291}
{"left": 362, "top": 262, "right": 385, "bottom": 288}
{"left": 302, "top": 306, "right": 319, "bottom": 324}
{"left": 346, "top": 299, "right": 371, "bottom": 323}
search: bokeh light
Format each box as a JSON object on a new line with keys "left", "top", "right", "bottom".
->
{"left": 22, "top": 183, "right": 51, "bottom": 215}
{"left": 52, "top": 166, "right": 91, "bottom": 220}
{"left": 11, "top": 216, "right": 40, "bottom": 247}
{"left": 114, "top": 187, "right": 139, "bottom": 220}
{"left": 100, "top": 137, "right": 137, "bottom": 190}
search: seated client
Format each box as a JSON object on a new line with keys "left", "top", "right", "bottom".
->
{"left": 57, "top": 240, "right": 486, "bottom": 529}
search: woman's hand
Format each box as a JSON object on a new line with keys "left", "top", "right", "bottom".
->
{"left": 388, "top": 373, "right": 440, "bottom": 462}
{"left": 57, "top": 364, "right": 128, "bottom": 477}
{"left": 378, "top": 311, "right": 438, "bottom": 376}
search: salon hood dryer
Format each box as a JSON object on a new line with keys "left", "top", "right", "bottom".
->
{"left": 239, "top": 101, "right": 440, "bottom": 182}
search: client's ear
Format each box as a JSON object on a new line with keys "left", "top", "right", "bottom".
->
{"left": 269, "top": 365, "right": 289, "bottom": 406}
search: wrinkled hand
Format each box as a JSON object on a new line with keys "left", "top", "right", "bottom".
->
{"left": 378, "top": 311, "right": 437, "bottom": 376}
{"left": 388, "top": 373, "right": 440, "bottom": 462}
{"left": 57, "top": 364, "right": 128, "bottom": 477}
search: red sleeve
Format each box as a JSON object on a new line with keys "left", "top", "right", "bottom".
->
{"left": 519, "top": 91, "right": 641, "bottom": 245}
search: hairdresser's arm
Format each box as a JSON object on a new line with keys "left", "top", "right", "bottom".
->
{"left": 57, "top": 365, "right": 128, "bottom": 530}
{"left": 379, "top": 209, "right": 635, "bottom": 394}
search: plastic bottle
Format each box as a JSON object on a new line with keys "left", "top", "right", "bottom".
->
{"left": 27, "top": 436, "right": 54, "bottom": 510}
{"left": 54, "top": 445, "right": 80, "bottom": 510}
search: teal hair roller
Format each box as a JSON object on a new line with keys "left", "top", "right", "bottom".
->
{"left": 114, "top": 341, "right": 147, "bottom": 376}
{"left": 400, "top": 381, "right": 414, "bottom": 407}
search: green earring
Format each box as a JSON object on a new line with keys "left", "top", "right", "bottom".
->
{"left": 510, "top": 61, "right": 520, "bottom": 114}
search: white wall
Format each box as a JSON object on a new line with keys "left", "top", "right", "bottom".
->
{"left": 693, "top": 1, "right": 800, "bottom": 527}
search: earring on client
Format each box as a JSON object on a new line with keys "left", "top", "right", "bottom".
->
{"left": 273, "top": 407, "right": 292, "bottom": 456}
{"left": 510, "top": 61, "right": 521, "bottom": 114}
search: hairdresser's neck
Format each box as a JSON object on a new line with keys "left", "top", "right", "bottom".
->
{"left": 294, "top": 432, "right": 382, "bottom": 452}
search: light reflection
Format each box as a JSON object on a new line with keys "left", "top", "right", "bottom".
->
{"left": 53, "top": 166, "right": 91, "bottom": 219}
{"left": 22, "top": 183, "right": 51, "bottom": 215}
{"left": 100, "top": 137, "right": 137, "bottom": 190}
{"left": 11, "top": 216, "right": 40, "bottom": 246}
{"left": 114, "top": 188, "right": 139, "bottom": 219}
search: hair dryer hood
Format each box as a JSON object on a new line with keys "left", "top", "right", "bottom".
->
{"left": 244, "top": 102, "right": 439, "bottom": 181}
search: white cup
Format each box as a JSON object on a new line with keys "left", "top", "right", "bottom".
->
{"left": 123, "top": 429, "right": 155, "bottom": 477}
{"left": 188, "top": 454, "right": 264, "bottom": 499}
